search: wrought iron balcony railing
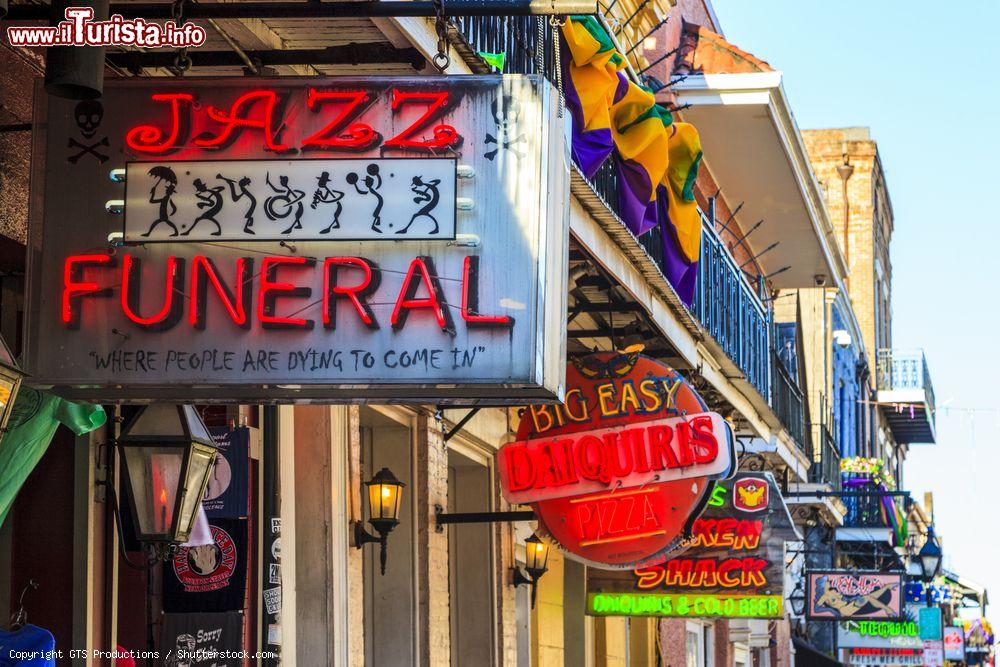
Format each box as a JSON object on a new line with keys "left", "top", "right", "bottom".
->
{"left": 771, "top": 352, "right": 809, "bottom": 456}
{"left": 455, "top": 15, "right": 774, "bottom": 409}
{"left": 875, "top": 348, "right": 937, "bottom": 444}
{"left": 840, "top": 478, "right": 891, "bottom": 529}
{"left": 809, "top": 425, "right": 841, "bottom": 491}
{"left": 876, "top": 349, "right": 936, "bottom": 416}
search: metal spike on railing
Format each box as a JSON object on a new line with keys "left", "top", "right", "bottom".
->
{"left": 614, "top": 0, "right": 650, "bottom": 35}
{"left": 739, "top": 241, "right": 780, "bottom": 270}
{"left": 639, "top": 45, "right": 681, "bottom": 74}
{"left": 625, "top": 15, "right": 669, "bottom": 57}
{"left": 729, "top": 218, "right": 764, "bottom": 249}
{"left": 717, "top": 201, "right": 744, "bottom": 234}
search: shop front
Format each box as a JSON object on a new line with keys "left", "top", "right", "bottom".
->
{"left": 17, "top": 71, "right": 574, "bottom": 664}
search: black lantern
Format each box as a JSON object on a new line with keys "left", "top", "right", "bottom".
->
{"left": 0, "top": 333, "right": 25, "bottom": 435}
{"left": 354, "top": 467, "right": 405, "bottom": 575}
{"left": 917, "top": 525, "right": 943, "bottom": 583}
{"left": 512, "top": 533, "right": 550, "bottom": 607}
{"left": 117, "top": 404, "right": 218, "bottom": 546}
{"left": 788, "top": 579, "right": 807, "bottom": 617}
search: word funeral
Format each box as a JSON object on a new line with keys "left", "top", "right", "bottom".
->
{"left": 62, "top": 253, "right": 511, "bottom": 333}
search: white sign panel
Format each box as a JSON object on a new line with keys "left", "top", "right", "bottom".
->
{"left": 26, "top": 76, "right": 569, "bottom": 403}
{"left": 124, "top": 158, "right": 457, "bottom": 242}
{"left": 922, "top": 640, "right": 944, "bottom": 667}
{"left": 943, "top": 627, "right": 965, "bottom": 661}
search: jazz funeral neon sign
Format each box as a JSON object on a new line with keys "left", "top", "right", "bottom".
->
{"left": 27, "top": 76, "right": 568, "bottom": 401}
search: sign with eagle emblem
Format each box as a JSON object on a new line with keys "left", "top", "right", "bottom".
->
{"left": 585, "top": 472, "right": 800, "bottom": 618}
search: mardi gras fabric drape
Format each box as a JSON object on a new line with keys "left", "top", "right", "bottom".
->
{"left": 560, "top": 16, "right": 704, "bottom": 306}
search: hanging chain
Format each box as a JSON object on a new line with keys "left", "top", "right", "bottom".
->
{"left": 535, "top": 16, "right": 545, "bottom": 74}
{"left": 432, "top": 0, "right": 450, "bottom": 72}
{"left": 171, "top": 0, "right": 191, "bottom": 75}
{"left": 550, "top": 16, "right": 566, "bottom": 118}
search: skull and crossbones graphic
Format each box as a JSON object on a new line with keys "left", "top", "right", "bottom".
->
{"left": 484, "top": 95, "right": 526, "bottom": 161}
{"left": 68, "top": 99, "right": 109, "bottom": 164}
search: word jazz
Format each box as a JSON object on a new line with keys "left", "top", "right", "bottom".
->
{"left": 61, "top": 253, "right": 512, "bottom": 333}
{"left": 124, "top": 88, "right": 462, "bottom": 155}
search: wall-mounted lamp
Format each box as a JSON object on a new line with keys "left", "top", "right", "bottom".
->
{"left": 0, "top": 333, "right": 25, "bottom": 435}
{"left": 788, "top": 578, "right": 807, "bottom": 617}
{"left": 833, "top": 329, "right": 852, "bottom": 349}
{"left": 354, "top": 467, "right": 404, "bottom": 575}
{"left": 116, "top": 404, "right": 219, "bottom": 559}
{"left": 512, "top": 533, "right": 550, "bottom": 607}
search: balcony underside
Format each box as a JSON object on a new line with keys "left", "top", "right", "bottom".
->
{"left": 672, "top": 72, "right": 847, "bottom": 288}
{"left": 878, "top": 390, "right": 936, "bottom": 444}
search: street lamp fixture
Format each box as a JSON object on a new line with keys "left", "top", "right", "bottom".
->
{"left": 788, "top": 579, "right": 807, "bottom": 617}
{"left": 917, "top": 525, "right": 943, "bottom": 583}
{"left": 354, "top": 467, "right": 405, "bottom": 575}
{"left": 117, "top": 404, "right": 218, "bottom": 556}
{"left": 0, "top": 332, "right": 25, "bottom": 435}
{"left": 512, "top": 533, "right": 550, "bottom": 607}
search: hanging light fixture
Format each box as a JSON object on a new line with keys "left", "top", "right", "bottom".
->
{"left": 44, "top": 0, "right": 109, "bottom": 100}
{"left": 117, "top": 404, "right": 218, "bottom": 548}
{"left": 354, "top": 467, "right": 405, "bottom": 575}
{"left": 788, "top": 578, "right": 807, "bottom": 617}
{"left": 0, "top": 332, "right": 25, "bottom": 435}
{"left": 512, "top": 533, "right": 550, "bottom": 607}
{"left": 917, "top": 525, "right": 943, "bottom": 584}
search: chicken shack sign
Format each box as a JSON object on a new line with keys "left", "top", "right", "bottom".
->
{"left": 500, "top": 351, "right": 736, "bottom": 570}
{"left": 585, "top": 472, "right": 800, "bottom": 618}
{"left": 25, "top": 76, "right": 569, "bottom": 402}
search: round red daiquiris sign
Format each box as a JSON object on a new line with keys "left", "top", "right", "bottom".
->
{"left": 500, "top": 350, "right": 736, "bottom": 570}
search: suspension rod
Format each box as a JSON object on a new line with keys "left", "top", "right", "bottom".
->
{"left": 5, "top": 1, "right": 599, "bottom": 21}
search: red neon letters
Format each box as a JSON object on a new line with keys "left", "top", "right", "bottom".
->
{"left": 61, "top": 253, "right": 507, "bottom": 335}
{"left": 121, "top": 254, "right": 185, "bottom": 331}
{"left": 383, "top": 90, "right": 459, "bottom": 149}
{"left": 194, "top": 90, "right": 290, "bottom": 152}
{"left": 125, "top": 93, "right": 193, "bottom": 154}
{"left": 63, "top": 254, "right": 116, "bottom": 328}
{"left": 125, "top": 87, "right": 461, "bottom": 154}
{"left": 635, "top": 558, "right": 769, "bottom": 590}
{"left": 189, "top": 255, "right": 253, "bottom": 329}
{"left": 303, "top": 90, "right": 378, "bottom": 150}
{"left": 499, "top": 413, "right": 722, "bottom": 503}
{"left": 390, "top": 256, "right": 454, "bottom": 334}
{"left": 323, "top": 257, "right": 380, "bottom": 330}
{"left": 258, "top": 256, "right": 316, "bottom": 330}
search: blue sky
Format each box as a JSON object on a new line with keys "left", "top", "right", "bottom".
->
{"left": 711, "top": 0, "right": 1000, "bottom": 620}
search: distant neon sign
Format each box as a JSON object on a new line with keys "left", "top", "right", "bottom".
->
{"left": 587, "top": 592, "right": 781, "bottom": 618}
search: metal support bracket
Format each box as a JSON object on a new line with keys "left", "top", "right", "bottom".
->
{"left": 442, "top": 407, "right": 481, "bottom": 442}
{"left": 434, "top": 504, "right": 534, "bottom": 532}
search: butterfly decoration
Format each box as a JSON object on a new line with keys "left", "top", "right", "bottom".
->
{"left": 571, "top": 344, "right": 646, "bottom": 379}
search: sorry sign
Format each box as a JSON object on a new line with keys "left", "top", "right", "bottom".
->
{"left": 501, "top": 350, "right": 736, "bottom": 569}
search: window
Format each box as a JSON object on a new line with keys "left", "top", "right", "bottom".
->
{"left": 686, "top": 622, "right": 714, "bottom": 667}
